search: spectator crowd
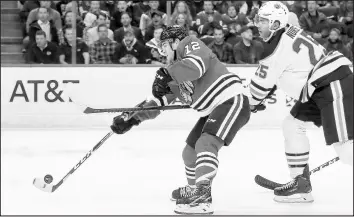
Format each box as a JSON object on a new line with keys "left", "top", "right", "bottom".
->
{"left": 18, "top": 0, "right": 353, "bottom": 64}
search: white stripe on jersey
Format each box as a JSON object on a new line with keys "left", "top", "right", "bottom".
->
{"left": 187, "top": 54, "right": 206, "bottom": 76}
{"left": 182, "top": 57, "right": 203, "bottom": 77}
{"left": 301, "top": 51, "right": 352, "bottom": 102}
{"left": 330, "top": 81, "right": 348, "bottom": 142}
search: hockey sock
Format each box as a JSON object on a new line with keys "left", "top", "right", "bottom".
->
{"left": 195, "top": 133, "right": 223, "bottom": 185}
{"left": 185, "top": 166, "right": 196, "bottom": 186}
{"left": 286, "top": 152, "right": 310, "bottom": 178}
{"left": 182, "top": 144, "right": 197, "bottom": 185}
{"left": 283, "top": 115, "right": 310, "bottom": 178}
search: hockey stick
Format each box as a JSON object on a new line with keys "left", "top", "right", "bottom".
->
{"left": 83, "top": 104, "right": 191, "bottom": 114}
{"left": 254, "top": 156, "right": 340, "bottom": 190}
{"left": 33, "top": 131, "right": 114, "bottom": 193}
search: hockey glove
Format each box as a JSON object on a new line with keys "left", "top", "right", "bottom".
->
{"left": 110, "top": 113, "right": 141, "bottom": 134}
{"left": 250, "top": 104, "right": 266, "bottom": 113}
{"left": 250, "top": 85, "right": 277, "bottom": 113}
{"left": 152, "top": 67, "right": 173, "bottom": 99}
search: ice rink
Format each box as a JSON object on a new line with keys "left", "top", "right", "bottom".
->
{"left": 1, "top": 128, "right": 353, "bottom": 215}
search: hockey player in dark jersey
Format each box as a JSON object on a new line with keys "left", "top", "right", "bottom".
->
{"left": 247, "top": 1, "right": 353, "bottom": 203}
{"left": 110, "top": 25, "right": 251, "bottom": 214}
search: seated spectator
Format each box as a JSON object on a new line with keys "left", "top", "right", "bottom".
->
{"left": 58, "top": 25, "right": 90, "bottom": 64}
{"left": 114, "top": 12, "right": 143, "bottom": 43}
{"left": 195, "top": 1, "right": 223, "bottom": 36}
{"left": 26, "top": 1, "right": 62, "bottom": 41}
{"left": 323, "top": 28, "right": 352, "bottom": 60}
{"left": 110, "top": 1, "right": 136, "bottom": 31}
{"left": 26, "top": 30, "right": 58, "bottom": 64}
{"left": 221, "top": 4, "right": 249, "bottom": 33}
{"left": 233, "top": 26, "right": 263, "bottom": 64}
{"left": 56, "top": 0, "right": 69, "bottom": 16}
{"left": 299, "top": 1, "right": 330, "bottom": 44}
{"left": 113, "top": 28, "right": 149, "bottom": 64}
{"left": 144, "top": 12, "right": 167, "bottom": 42}
{"left": 208, "top": 25, "right": 234, "bottom": 64}
{"left": 287, "top": 1, "right": 306, "bottom": 18}
{"left": 89, "top": 24, "right": 118, "bottom": 64}
{"left": 140, "top": 1, "right": 167, "bottom": 36}
{"left": 145, "top": 27, "right": 166, "bottom": 65}
{"left": 171, "top": 1, "right": 193, "bottom": 27}
{"left": 86, "top": 12, "right": 114, "bottom": 46}
{"left": 135, "top": 1, "right": 151, "bottom": 14}
{"left": 83, "top": 1, "right": 109, "bottom": 28}
{"left": 339, "top": 1, "right": 353, "bottom": 39}
{"left": 24, "top": 7, "right": 60, "bottom": 51}
{"left": 100, "top": 0, "right": 117, "bottom": 17}
{"left": 63, "top": 11, "right": 85, "bottom": 38}
{"left": 78, "top": 0, "right": 91, "bottom": 17}
{"left": 171, "top": 13, "right": 191, "bottom": 31}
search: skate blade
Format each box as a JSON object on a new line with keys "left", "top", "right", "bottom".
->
{"left": 274, "top": 193, "right": 314, "bottom": 203}
{"left": 174, "top": 203, "right": 213, "bottom": 215}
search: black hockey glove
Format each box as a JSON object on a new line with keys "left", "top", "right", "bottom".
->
{"left": 250, "top": 85, "right": 277, "bottom": 113}
{"left": 152, "top": 67, "right": 173, "bottom": 99}
{"left": 250, "top": 104, "right": 266, "bottom": 113}
{"left": 110, "top": 113, "right": 141, "bottom": 134}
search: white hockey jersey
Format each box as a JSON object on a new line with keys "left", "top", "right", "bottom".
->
{"left": 249, "top": 25, "right": 352, "bottom": 105}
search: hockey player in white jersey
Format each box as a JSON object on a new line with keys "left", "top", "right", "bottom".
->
{"left": 248, "top": 1, "right": 353, "bottom": 203}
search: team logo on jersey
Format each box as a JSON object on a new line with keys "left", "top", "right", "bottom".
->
{"left": 274, "top": 3, "right": 281, "bottom": 9}
{"left": 178, "top": 81, "right": 194, "bottom": 104}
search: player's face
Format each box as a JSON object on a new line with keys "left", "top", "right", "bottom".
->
{"left": 161, "top": 40, "right": 175, "bottom": 64}
{"left": 255, "top": 16, "right": 271, "bottom": 40}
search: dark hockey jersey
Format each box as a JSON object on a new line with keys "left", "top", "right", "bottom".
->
{"left": 133, "top": 36, "right": 244, "bottom": 122}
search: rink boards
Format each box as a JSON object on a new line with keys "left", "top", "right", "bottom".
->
{"left": 2, "top": 65, "right": 349, "bottom": 129}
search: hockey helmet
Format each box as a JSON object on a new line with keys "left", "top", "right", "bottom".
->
{"left": 160, "top": 25, "right": 188, "bottom": 44}
{"left": 255, "top": 1, "right": 289, "bottom": 42}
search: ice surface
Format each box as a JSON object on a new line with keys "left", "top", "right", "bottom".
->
{"left": 1, "top": 128, "right": 353, "bottom": 215}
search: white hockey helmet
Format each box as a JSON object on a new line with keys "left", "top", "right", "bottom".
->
{"left": 255, "top": 1, "right": 289, "bottom": 42}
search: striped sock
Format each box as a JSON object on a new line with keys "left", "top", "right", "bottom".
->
{"left": 195, "top": 152, "right": 219, "bottom": 184}
{"left": 286, "top": 152, "right": 309, "bottom": 178}
{"left": 185, "top": 165, "right": 196, "bottom": 185}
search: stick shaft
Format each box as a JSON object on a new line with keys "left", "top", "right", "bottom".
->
{"left": 52, "top": 131, "right": 114, "bottom": 192}
{"left": 83, "top": 105, "right": 191, "bottom": 114}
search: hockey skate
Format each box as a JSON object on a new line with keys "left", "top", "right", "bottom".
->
{"left": 274, "top": 164, "right": 314, "bottom": 203}
{"left": 174, "top": 182, "right": 213, "bottom": 215}
{"left": 171, "top": 185, "right": 197, "bottom": 201}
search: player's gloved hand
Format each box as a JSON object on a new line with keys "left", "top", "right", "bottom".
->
{"left": 250, "top": 104, "right": 266, "bottom": 113}
{"left": 110, "top": 113, "right": 141, "bottom": 134}
{"left": 152, "top": 67, "right": 173, "bottom": 99}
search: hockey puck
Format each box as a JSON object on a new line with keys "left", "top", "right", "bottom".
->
{"left": 44, "top": 174, "right": 53, "bottom": 184}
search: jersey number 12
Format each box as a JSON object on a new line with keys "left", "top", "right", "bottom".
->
{"left": 185, "top": 42, "right": 200, "bottom": 55}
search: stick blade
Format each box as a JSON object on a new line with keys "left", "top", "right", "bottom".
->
{"left": 33, "top": 177, "right": 54, "bottom": 193}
